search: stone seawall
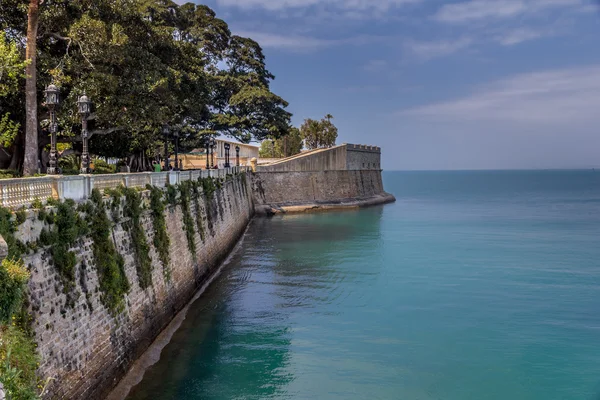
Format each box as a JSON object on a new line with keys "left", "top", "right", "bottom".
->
{"left": 252, "top": 170, "right": 395, "bottom": 214}
{"left": 19, "top": 174, "right": 253, "bottom": 400}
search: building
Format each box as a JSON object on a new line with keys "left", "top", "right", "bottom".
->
{"left": 181, "top": 138, "right": 259, "bottom": 170}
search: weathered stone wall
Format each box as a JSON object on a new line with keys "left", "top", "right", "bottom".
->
{"left": 19, "top": 174, "right": 253, "bottom": 400}
{"left": 345, "top": 145, "right": 381, "bottom": 171}
{"left": 252, "top": 170, "right": 387, "bottom": 208}
{"left": 256, "top": 143, "right": 382, "bottom": 173}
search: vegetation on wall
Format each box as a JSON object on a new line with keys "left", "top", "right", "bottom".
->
{"left": 147, "top": 186, "right": 171, "bottom": 281}
{"left": 178, "top": 181, "right": 197, "bottom": 258}
{"left": 119, "top": 187, "right": 153, "bottom": 289}
{"left": 0, "top": 208, "right": 44, "bottom": 399}
{"left": 89, "top": 189, "right": 130, "bottom": 314}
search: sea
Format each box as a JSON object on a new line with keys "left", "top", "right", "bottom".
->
{"left": 126, "top": 170, "right": 600, "bottom": 400}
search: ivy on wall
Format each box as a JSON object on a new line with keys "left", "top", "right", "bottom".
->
{"left": 147, "top": 185, "right": 171, "bottom": 281}
{"left": 89, "top": 189, "right": 130, "bottom": 314}
{"left": 119, "top": 187, "right": 153, "bottom": 289}
{"left": 178, "top": 181, "right": 197, "bottom": 258}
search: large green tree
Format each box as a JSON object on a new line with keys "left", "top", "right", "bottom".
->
{"left": 0, "top": 0, "right": 292, "bottom": 173}
{"left": 259, "top": 127, "right": 303, "bottom": 158}
{"left": 300, "top": 114, "right": 338, "bottom": 150}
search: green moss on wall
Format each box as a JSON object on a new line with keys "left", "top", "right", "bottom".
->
{"left": 89, "top": 189, "right": 130, "bottom": 314}
{"left": 147, "top": 185, "right": 171, "bottom": 281}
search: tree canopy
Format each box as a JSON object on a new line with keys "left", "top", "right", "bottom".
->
{"left": 259, "top": 127, "right": 303, "bottom": 158}
{"left": 0, "top": 0, "right": 292, "bottom": 173}
{"left": 300, "top": 114, "right": 338, "bottom": 150}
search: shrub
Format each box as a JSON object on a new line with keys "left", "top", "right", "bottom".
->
{"left": 0, "top": 324, "right": 40, "bottom": 400}
{"left": 148, "top": 187, "right": 170, "bottom": 280}
{"left": 92, "top": 159, "right": 116, "bottom": 174}
{"left": 0, "top": 258, "right": 29, "bottom": 323}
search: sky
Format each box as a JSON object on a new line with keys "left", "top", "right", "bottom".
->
{"left": 180, "top": 0, "right": 600, "bottom": 170}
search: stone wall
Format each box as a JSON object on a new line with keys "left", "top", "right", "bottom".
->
{"left": 256, "top": 143, "right": 382, "bottom": 173}
{"left": 252, "top": 170, "right": 393, "bottom": 213}
{"left": 19, "top": 173, "right": 253, "bottom": 400}
{"left": 345, "top": 144, "right": 381, "bottom": 171}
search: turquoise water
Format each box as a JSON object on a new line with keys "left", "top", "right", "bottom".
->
{"left": 126, "top": 170, "right": 600, "bottom": 400}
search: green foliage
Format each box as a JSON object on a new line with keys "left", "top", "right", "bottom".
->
{"left": 0, "top": 169, "right": 20, "bottom": 180}
{"left": 0, "top": 112, "right": 20, "bottom": 149}
{"left": 300, "top": 114, "right": 338, "bottom": 150}
{"left": 0, "top": 258, "right": 29, "bottom": 324}
{"left": 31, "top": 198, "right": 43, "bottom": 210}
{"left": 200, "top": 177, "right": 217, "bottom": 200}
{"left": 119, "top": 187, "right": 152, "bottom": 289}
{"left": 0, "top": 325, "right": 41, "bottom": 400}
{"left": 92, "top": 159, "right": 117, "bottom": 174}
{"left": 14, "top": 208, "right": 26, "bottom": 226}
{"left": 259, "top": 127, "right": 303, "bottom": 158}
{"left": 166, "top": 184, "right": 178, "bottom": 206}
{"left": 0, "top": 32, "right": 28, "bottom": 98}
{"left": 89, "top": 189, "right": 129, "bottom": 314}
{"left": 178, "top": 181, "right": 197, "bottom": 257}
{"left": 0, "top": 207, "right": 26, "bottom": 260}
{"left": 147, "top": 185, "right": 170, "bottom": 280}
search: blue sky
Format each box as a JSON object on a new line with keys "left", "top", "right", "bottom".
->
{"left": 183, "top": 0, "right": 600, "bottom": 170}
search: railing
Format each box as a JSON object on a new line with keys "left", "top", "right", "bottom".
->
{"left": 0, "top": 166, "right": 250, "bottom": 209}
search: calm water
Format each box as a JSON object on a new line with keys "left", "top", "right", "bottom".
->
{"left": 127, "top": 170, "right": 600, "bottom": 400}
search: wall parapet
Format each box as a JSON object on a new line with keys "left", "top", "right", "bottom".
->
{"left": 0, "top": 167, "right": 250, "bottom": 209}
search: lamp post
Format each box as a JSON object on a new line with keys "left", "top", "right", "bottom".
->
{"left": 210, "top": 138, "right": 216, "bottom": 168}
{"left": 205, "top": 137, "right": 210, "bottom": 170}
{"left": 162, "top": 125, "right": 170, "bottom": 171}
{"left": 44, "top": 84, "right": 60, "bottom": 174}
{"left": 224, "top": 143, "right": 230, "bottom": 168}
{"left": 235, "top": 145, "right": 240, "bottom": 167}
{"left": 173, "top": 128, "right": 180, "bottom": 171}
{"left": 77, "top": 93, "right": 92, "bottom": 173}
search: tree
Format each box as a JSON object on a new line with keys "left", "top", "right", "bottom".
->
{"left": 300, "top": 114, "right": 338, "bottom": 150}
{"left": 23, "top": 0, "right": 41, "bottom": 175}
{"left": 0, "top": 0, "right": 293, "bottom": 172}
{"left": 258, "top": 127, "right": 303, "bottom": 158}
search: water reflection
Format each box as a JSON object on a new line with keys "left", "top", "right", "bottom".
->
{"left": 126, "top": 207, "right": 385, "bottom": 400}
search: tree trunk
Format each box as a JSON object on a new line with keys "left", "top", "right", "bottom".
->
{"left": 23, "top": 0, "right": 40, "bottom": 176}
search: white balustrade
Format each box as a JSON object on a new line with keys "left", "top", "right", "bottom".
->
{"left": 0, "top": 168, "right": 246, "bottom": 208}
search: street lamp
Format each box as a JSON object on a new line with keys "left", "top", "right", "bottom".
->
{"left": 77, "top": 93, "right": 92, "bottom": 173}
{"left": 204, "top": 136, "right": 210, "bottom": 170}
{"left": 235, "top": 145, "right": 240, "bottom": 167}
{"left": 173, "top": 128, "right": 180, "bottom": 171}
{"left": 44, "top": 84, "right": 60, "bottom": 174}
{"left": 209, "top": 138, "right": 216, "bottom": 168}
{"left": 224, "top": 143, "right": 230, "bottom": 168}
{"left": 162, "top": 125, "right": 170, "bottom": 171}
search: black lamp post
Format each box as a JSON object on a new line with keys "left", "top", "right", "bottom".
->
{"left": 235, "top": 145, "right": 240, "bottom": 167}
{"left": 205, "top": 137, "right": 210, "bottom": 170}
{"left": 224, "top": 143, "right": 230, "bottom": 168}
{"left": 210, "top": 138, "right": 216, "bottom": 168}
{"left": 173, "top": 128, "right": 180, "bottom": 171}
{"left": 77, "top": 93, "right": 92, "bottom": 173}
{"left": 162, "top": 125, "right": 170, "bottom": 171}
{"left": 44, "top": 84, "right": 60, "bottom": 174}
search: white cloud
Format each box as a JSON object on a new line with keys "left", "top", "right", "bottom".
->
{"left": 402, "top": 64, "right": 600, "bottom": 124}
{"left": 363, "top": 59, "right": 389, "bottom": 72}
{"left": 434, "top": 0, "right": 585, "bottom": 23}
{"left": 403, "top": 37, "right": 473, "bottom": 60}
{"left": 234, "top": 31, "right": 337, "bottom": 51}
{"left": 495, "top": 28, "right": 546, "bottom": 45}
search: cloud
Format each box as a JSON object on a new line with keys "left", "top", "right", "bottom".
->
{"left": 403, "top": 37, "right": 474, "bottom": 60}
{"left": 363, "top": 59, "right": 389, "bottom": 72}
{"left": 434, "top": 0, "right": 584, "bottom": 23}
{"left": 495, "top": 28, "right": 548, "bottom": 46}
{"left": 234, "top": 31, "right": 337, "bottom": 51}
{"left": 402, "top": 64, "right": 600, "bottom": 124}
